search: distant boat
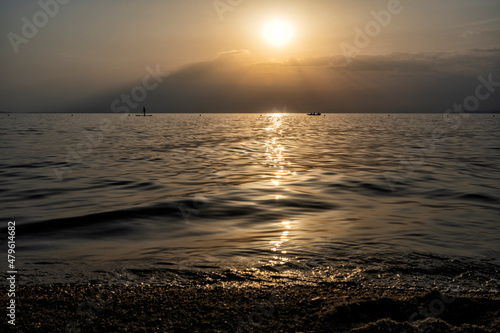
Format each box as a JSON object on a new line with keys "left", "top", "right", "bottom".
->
{"left": 307, "top": 112, "right": 322, "bottom": 116}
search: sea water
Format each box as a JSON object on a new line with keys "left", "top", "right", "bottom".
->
{"left": 1, "top": 113, "right": 499, "bottom": 291}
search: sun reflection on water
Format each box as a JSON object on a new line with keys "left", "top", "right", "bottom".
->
{"left": 264, "top": 113, "right": 295, "bottom": 266}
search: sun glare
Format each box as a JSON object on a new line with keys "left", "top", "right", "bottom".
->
{"left": 262, "top": 19, "right": 294, "bottom": 47}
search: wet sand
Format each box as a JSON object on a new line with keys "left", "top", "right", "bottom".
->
{"left": 3, "top": 284, "right": 499, "bottom": 332}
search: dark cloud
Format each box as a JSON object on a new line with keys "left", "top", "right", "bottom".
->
{"left": 332, "top": 51, "right": 499, "bottom": 73}
{"left": 470, "top": 45, "right": 500, "bottom": 53}
{"left": 54, "top": 49, "right": 500, "bottom": 114}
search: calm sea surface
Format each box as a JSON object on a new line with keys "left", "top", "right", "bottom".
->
{"left": 1, "top": 113, "right": 499, "bottom": 290}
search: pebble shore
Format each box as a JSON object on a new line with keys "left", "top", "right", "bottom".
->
{"left": 2, "top": 284, "right": 499, "bottom": 332}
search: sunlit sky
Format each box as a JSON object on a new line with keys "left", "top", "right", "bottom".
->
{"left": 1, "top": 0, "right": 499, "bottom": 113}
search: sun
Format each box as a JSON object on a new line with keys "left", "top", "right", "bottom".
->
{"left": 262, "top": 19, "right": 294, "bottom": 47}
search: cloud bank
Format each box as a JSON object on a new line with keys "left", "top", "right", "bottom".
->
{"left": 55, "top": 49, "right": 500, "bottom": 114}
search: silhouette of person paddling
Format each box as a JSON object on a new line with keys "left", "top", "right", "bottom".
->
{"left": 143, "top": 106, "right": 146, "bottom": 117}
